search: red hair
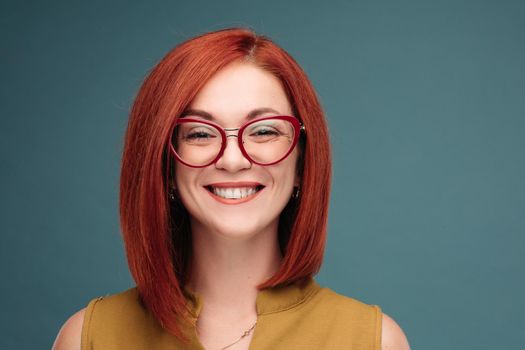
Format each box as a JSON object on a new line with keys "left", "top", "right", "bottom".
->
{"left": 119, "top": 27, "right": 332, "bottom": 343}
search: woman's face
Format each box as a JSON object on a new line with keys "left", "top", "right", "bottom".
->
{"left": 174, "top": 61, "right": 300, "bottom": 240}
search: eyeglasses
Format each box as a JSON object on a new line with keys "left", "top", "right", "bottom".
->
{"left": 169, "top": 115, "right": 305, "bottom": 168}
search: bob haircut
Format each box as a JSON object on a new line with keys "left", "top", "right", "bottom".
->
{"left": 120, "top": 27, "right": 332, "bottom": 343}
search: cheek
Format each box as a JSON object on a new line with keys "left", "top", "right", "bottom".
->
{"left": 174, "top": 161, "right": 199, "bottom": 184}
{"left": 274, "top": 154, "right": 299, "bottom": 190}
{"left": 174, "top": 163, "right": 185, "bottom": 189}
{"left": 287, "top": 148, "right": 301, "bottom": 180}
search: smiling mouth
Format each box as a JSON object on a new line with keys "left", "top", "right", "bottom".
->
{"left": 204, "top": 185, "right": 265, "bottom": 200}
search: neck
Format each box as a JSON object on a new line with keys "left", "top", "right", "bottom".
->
{"left": 186, "top": 219, "right": 283, "bottom": 320}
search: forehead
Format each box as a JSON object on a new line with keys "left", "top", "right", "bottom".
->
{"left": 184, "top": 62, "right": 292, "bottom": 125}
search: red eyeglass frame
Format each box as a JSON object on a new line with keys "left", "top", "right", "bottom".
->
{"left": 168, "top": 115, "right": 305, "bottom": 168}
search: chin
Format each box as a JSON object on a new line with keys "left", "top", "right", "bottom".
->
{"left": 213, "top": 223, "right": 262, "bottom": 240}
{"left": 207, "top": 216, "right": 275, "bottom": 240}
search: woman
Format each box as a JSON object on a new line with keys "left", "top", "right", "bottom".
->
{"left": 53, "top": 27, "right": 410, "bottom": 350}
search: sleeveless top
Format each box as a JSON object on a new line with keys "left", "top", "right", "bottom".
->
{"left": 81, "top": 277, "right": 382, "bottom": 349}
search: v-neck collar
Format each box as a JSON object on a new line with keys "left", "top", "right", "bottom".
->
{"left": 182, "top": 276, "right": 321, "bottom": 318}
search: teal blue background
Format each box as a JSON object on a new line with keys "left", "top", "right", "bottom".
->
{"left": 1, "top": 0, "right": 524, "bottom": 348}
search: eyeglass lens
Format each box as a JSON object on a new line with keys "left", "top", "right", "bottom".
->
{"left": 172, "top": 118, "right": 296, "bottom": 166}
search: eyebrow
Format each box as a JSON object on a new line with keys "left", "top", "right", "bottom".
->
{"left": 179, "top": 107, "right": 282, "bottom": 121}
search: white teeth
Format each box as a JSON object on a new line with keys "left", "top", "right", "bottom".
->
{"left": 211, "top": 187, "right": 259, "bottom": 199}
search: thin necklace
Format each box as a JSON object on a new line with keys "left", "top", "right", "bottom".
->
{"left": 218, "top": 320, "right": 257, "bottom": 350}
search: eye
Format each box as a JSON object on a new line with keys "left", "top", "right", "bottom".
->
{"left": 250, "top": 126, "right": 280, "bottom": 137}
{"left": 186, "top": 130, "right": 216, "bottom": 140}
{"left": 180, "top": 125, "right": 219, "bottom": 144}
{"left": 246, "top": 126, "right": 281, "bottom": 143}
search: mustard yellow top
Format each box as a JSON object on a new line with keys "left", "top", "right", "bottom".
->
{"left": 81, "top": 277, "right": 382, "bottom": 349}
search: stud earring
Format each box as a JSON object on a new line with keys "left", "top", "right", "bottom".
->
{"left": 292, "top": 186, "right": 300, "bottom": 199}
{"left": 169, "top": 187, "right": 176, "bottom": 201}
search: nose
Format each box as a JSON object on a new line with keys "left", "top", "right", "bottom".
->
{"left": 214, "top": 133, "right": 252, "bottom": 172}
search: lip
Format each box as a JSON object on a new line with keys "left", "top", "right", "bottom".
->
{"left": 203, "top": 182, "right": 265, "bottom": 205}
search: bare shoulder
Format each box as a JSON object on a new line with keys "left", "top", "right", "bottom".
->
{"left": 381, "top": 312, "right": 411, "bottom": 350}
{"left": 51, "top": 307, "right": 86, "bottom": 350}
